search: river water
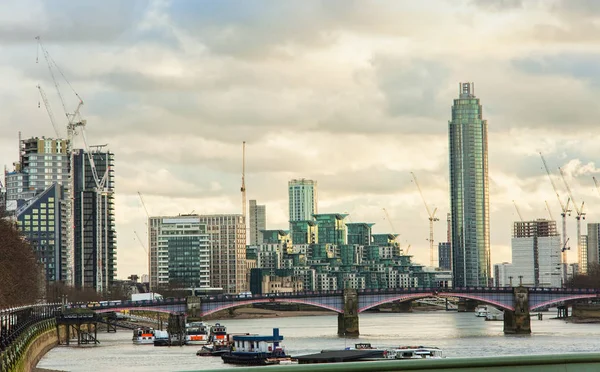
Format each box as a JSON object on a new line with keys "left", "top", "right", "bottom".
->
{"left": 37, "top": 311, "right": 600, "bottom": 371}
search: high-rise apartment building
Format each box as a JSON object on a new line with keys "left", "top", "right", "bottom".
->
{"left": 448, "top": 82, "right": 490, "bottom": 287}
{"left": 288, "top": 179, "right": 317, "bottom": 228}
{"left": 148, "top": 215, "right": 210, "bottom": 289}
{"left": 249, "top": 200, "right": 266, "bottom": 245}
{"left": 511, "top": 219, "right": 562, "bottom": 287}
{"left": 587, "top": 223, "right": 600, "bottom": 269}
{"left": 161, "top": 214, "right": 246, "bottom": 294}
{"left": 438, "top": 242, "right": 451, "bottom": 271}
{"left": 5, "top": 137, "right": 70, "bottom": 283}
{"left": 72, "top": 149, "right": 116, "bottom": 291}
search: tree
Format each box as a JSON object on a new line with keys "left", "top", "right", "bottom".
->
{"left": 0, "top": 213, "right": 43, "bottom": 307}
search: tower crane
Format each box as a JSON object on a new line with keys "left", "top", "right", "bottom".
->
{"left": 37, "top": 36, "right": 110, "bottom": 292}
{"left": 512, "top": 200, "right": 524, "bottom": 222}
{"left": 133, "top": 231, "right": 148, "bottom": 255}
{"left": 545, "top": 200, "right": 555, "bottom": 221}
{"left": 241, "top": 141, "right": 247, "bottom": 223}
{"left": 36, "top": 85, "right": 61, "bottom": 138}
{"left": 593, "top": 176, "right": 600, "bottom": 196}
{"left": 382, "top": 208, "right": 402, "bottom": 254}
{"left": 411, "top": 172, "right": 439, "bottom": 267}
{"left": 559, "top": 167, "right": 586, "bottom": 274}
{"left": 539, "top": 152, "right": 571, "bottom": 269}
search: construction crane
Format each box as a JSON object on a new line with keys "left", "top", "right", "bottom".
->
{"left": 594, "top": 176, "right": 600, "bottom": 196}
{"left": 545, "top": 200, "right": 554, "bottom": 221}
{"left": 37, "top": 36, "right": 111, "bottom": 292}
{"left": 512, "top": 200, "right": 524, "bottom": 222}
{"left": 559, "top": 167, "right": 586, "bottom": 274}
{"left": 382, "top": 208, "right": 402, "bottom": 254}
{"left": 241, "top": 141, "right": 247, "bottom": 222}
{"left": 411, "top": 172, "right": 439, "bottom": 267}
{"left": 37, "top": 36, "right": 86, "bottom": 287}
{"left": 133, "top": 231, "right": 148, "bottom": 255}
{"left": 36, "top": 85, "right": 61, "bottom": 138}
{"left": 539, "top": 152, "right": 571, "bottom": 270}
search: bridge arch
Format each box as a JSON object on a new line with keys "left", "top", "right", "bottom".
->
{"left": 202, "top": 298, "right": 342, "bottom": 317}
{"left": 358, "top": 292, "right": 513, "bottom": 313}
{"left": 530, "top": 294, "right": 598, "bottom": 311}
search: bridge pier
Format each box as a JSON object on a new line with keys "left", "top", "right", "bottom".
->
{"left": 457, "top": 299, "right": 478, "bottom": 312}
{"left": 504, "top": 286, "right": 531, "bottom": 334}
{"left": 338, "top": 288, "right": 359, "bottom": 337}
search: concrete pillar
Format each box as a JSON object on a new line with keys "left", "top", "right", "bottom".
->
{"left": 337, "top": 288, "right": 359, "bottom": 337}
{"left": 392, "top": 301, "right": 413, "bottom": 312}
{"left": 504, "top": 286, "right": 531, "bottom": 334}
{"left": 457, "top": 299, "right": 478, "bottom": 312}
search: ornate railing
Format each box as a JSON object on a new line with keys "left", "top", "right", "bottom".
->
{"left": 0, "top": 304, "right": 61, "bottom": 371}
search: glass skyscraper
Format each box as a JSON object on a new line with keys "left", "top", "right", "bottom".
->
{"left": 449, "top": 82, "right": 490, "bottom": 287}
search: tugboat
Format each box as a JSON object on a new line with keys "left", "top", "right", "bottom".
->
{"left": 132, "top": 327, "right": 155, "bottom": 345}
{"left": 221, "top": 328, "right": 290, "bottom": 365}
{"left": 209, "top": 323, "right": 227, "bottom": 344}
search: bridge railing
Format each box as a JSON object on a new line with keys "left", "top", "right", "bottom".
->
{"left": 0, "top": 303, "right": 61, "bottom": 370}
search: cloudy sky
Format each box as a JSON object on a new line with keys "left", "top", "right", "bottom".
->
{"left": 2, "top": 0, "right": 600, "bottom": 279}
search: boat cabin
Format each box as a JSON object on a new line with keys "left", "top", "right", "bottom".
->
{"left": 385, "top": 346, "right": 443, "bottom": 359}
{"left": 232, "top": 328, "right": 285, "bottom": 355}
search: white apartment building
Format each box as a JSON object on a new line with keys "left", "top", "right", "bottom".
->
{"left": 288, "top": 179, "right": 318, "bottom": 227}
{"left": 508, "top": 219, "right": 562, "bottom": 288}
{"left": 249, "top": 200, "right": 266, "bottom": 245}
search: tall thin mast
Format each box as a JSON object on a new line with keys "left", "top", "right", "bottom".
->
{"left": 241, "top": 141, "right": 246, "bottom": 221}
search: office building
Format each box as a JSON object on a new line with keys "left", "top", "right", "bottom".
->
{"left": 448, "top": 82, "right": 491, "bottom": 287}
{"left": 249, "top": 200, "right": 266, "bottom": 245}
{"left": 438, "top": 242, "right": 451, "bottom": 271}
{"left": 493, "top": 262, "right": 513, "bottom": 287}
{"left": 148, "top": 215, "right": 210, "bottom": 289}
{"left": 288, "top": 179, "right": 317, "bottom": 229}
{"left": 72, "top": 149, "right": 116, "bottom": 291}
{"left": 511, "top": 219, "right": 562, "bottom": 287}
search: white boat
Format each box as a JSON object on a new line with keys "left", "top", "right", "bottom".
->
{"left": 485, "top": 307, "right": 504, "bottom": 321}
{"left": 382, "top": 346, "right": 444, "bottom": 359}
{"left": 132, "top": 327, "right": 155, "bottom": 345}
{"left": 186, "top": 321, "right": 210, "bottom": 345}
{"left": 475, "top": 305, "right": 488, "bottom": 317}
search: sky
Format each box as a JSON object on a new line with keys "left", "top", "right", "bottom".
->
{"left": 2, "top": 0, "right": 600, "bottom": 279}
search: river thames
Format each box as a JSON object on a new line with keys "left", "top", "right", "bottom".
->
{"left": 37, "top": 311, "right": 600, "bottom": 371}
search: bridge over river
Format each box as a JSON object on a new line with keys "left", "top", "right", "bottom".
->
{"left": 81, "top": 286, "right": 600, "bottom": 336}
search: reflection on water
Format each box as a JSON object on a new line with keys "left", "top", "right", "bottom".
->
{"left": 38, "top": 311, "right": 600, "bottom": 371}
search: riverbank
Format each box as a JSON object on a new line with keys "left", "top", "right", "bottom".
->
{"left": 205, "top": 307, "right": 336, "bottom": 320}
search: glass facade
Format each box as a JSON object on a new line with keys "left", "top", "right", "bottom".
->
{"left": 449, "top": 82, "right": 490, "bottom": 287}
{"left": 314, "top": 214, "right": 347, "bottom": 245}
{"left": 346, "top": 223, "right": 373, "bottom": 246}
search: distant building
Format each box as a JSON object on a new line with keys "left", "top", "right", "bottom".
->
{"left": 346, "top": 223, "right": 373, "bottom": 246}
{"left": 72, "top": 149, "right": 116, "bottom": 291}
{"left": 587, "top": 223, "right": 600, "bottom": 269}
{"left": 249, "top": 200, "right": 266, "bottom": 245}
{"left": 314, "top": 213, "right": 347, "bottom": 245}
{"left": 438, "top": 242, "right": 452, "bottom": 271}
{"left": 5, "top": 137, "right": 70, "bottom": 284}
{"left": 288, "top": 179, "right": 317, "bottom": 230}
{"left": 15, "top": 184, "right": 64, "bottom": 283}
{"left": 148, "top": 215, "right": 210, "bottom": 289}
{"left": 449, "top": 83, "right": 491, "bottom": 287}
{"left": 511, "top": 219, "right": 562, "bottom": 287}
{"left": 197, "top": 214, "right": 247, "bottom": 294}
{"left": 493, "top": 262, "right": 513, "bottom": 287}
{"left": 290, "top": 220, "right": 317, "bottom": 245}
{"left": 261, "top": 230, "right": 290, "bottom": 245}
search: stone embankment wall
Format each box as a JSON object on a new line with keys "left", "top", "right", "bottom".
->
{"left": 572, "top": 303, "right": 600, "bottom": 320}
{"left": 3, "top": 324, "right": 69, "bottom": 372}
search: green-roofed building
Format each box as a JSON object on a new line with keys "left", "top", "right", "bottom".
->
{"left": 314, "top": 213, "right": 347, "bottom": 245}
